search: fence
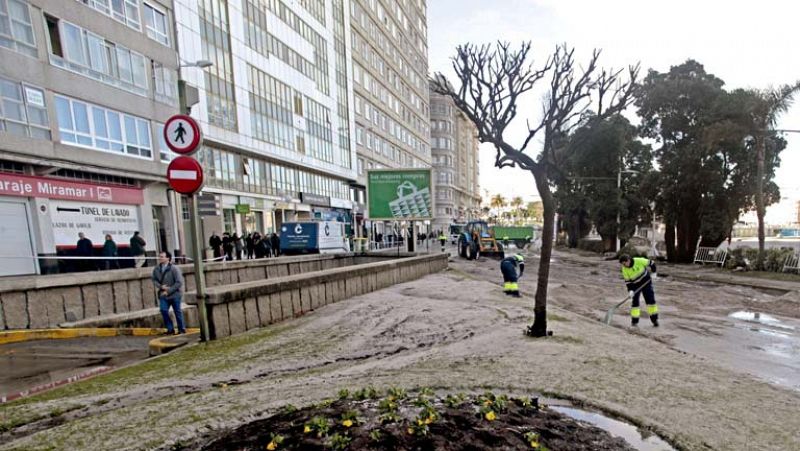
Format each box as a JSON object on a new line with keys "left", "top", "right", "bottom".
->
{"left": 693, "top": 247, "right": 728, "bottom": 266}
{"left": 782, "top": 253, "right": 800, "bottom": 273}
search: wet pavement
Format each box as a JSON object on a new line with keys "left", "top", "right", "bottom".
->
{"left": 0, "top": 335, "right": 153, "bottom": 399}
{"left": 551, "top": 405, "right": 675, "bottom": 451}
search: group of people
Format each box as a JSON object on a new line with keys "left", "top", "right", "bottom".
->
{"left": 208, "top": 231, "right": 281, "bottom": 261}
{"left": 73, "top": 231, "right": 147, "bottom": 271}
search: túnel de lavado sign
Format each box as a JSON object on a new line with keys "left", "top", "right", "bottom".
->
{"left": 0, "top": 173, "right": 143, "bottom": 204}
{"left": 52, "top": 201, "right": 141, "bottom": 247}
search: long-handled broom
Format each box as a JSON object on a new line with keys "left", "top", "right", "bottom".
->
{"left": 603, "top": 278, "right": 654, "bottom": 325}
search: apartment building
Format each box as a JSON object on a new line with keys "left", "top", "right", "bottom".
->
{"left": 429, "top": 81, "right": 480, "bottom": 233}
{"left": 0, "top": 0, "right": 181, "bottom": 275}
{"left": 173, "top": 0, "right": 357, "bottom": 246}
{"left": 349, "top": 0, "right": 430, "bottom": 233}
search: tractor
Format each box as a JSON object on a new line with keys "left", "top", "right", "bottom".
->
{"left": 457, "top": 220, "right": 505, "bottom": 260}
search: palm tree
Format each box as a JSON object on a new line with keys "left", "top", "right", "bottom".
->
{"left": 490, "top": 194, "right": 506, "bottom": 224}
{"left": 510, "top": 196, "right": 523, "bottom": 225}
{"left": 747, "top": 82, "right": 800, "bottom": 264}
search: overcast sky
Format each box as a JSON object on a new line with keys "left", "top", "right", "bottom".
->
{"left": 428, "top": 0, "right": 800, "bottom": 223}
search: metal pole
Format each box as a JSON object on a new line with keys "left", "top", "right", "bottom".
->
{"left": 616, "top": 167, "right": 622, "bottom": 253}
{"left": 190, "top": 194, "right": 210, "bottom": 342}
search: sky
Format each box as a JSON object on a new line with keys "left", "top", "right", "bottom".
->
{"left": 427, "top": 0, "right": 800, "bottom": 224}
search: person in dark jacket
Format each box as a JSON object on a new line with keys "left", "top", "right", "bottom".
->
{"left": 245, "top": 232, "right": 255, "bottom": 259}
{"left": 252, "top": 232, "right": 264, "bottom": 258}
{"left": 130, "top": 231, "right": 146, "bottom": 268}
{"left": 222, "top": 232, "right": 233, "bottom": 261}
{"left": 151, "top": 251, "right": 185, "bottom": 334}
{"left": 500, "top": 254, "right": 525, "bottom": 297}
{"left": 209, "top": 231, "right": 222, "bottom": 260}
{"left": 102, "top": 234, "right": 118, "bottom": 270}
{"left": 76, "top": 232, "right": 94, "bottom": 271}
{"left": 260, "top": 235, "right": 272, "bottom": 258}
{"left": 270, "top": 232, "right": 280, "bottom": 257}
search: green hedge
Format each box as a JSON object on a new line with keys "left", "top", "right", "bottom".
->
{"left": 724, "top": 247, "right": 796, "bottom": 272}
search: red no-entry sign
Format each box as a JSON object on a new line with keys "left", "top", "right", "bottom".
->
{"left": 167, "top": 156, "right": 204, "bottom": 195}
{"left": 164, "top": 114, "right": 202, "bottom": 155}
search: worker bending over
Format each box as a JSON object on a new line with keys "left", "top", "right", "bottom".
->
{"left": 619, "top": 254, "right": 659, "bottom": 327}
{"left": 500, "top": 254, "right": 525, "bottom": 297}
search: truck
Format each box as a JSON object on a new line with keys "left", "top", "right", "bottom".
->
{"left": 449, "top": 223, "right": 466, "bottom": 245}
{"left": 279, "top": 221, "right": 350, "bottom": 255}
{"left": 492, "top": 225, "right": 536, "bottom": 250}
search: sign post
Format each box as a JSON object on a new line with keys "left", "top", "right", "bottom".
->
{"left": 366, "top": 169, "right": 433, "bottom": 254}
{"left": 164, "top": 115, "right": 210, "bottom": 342}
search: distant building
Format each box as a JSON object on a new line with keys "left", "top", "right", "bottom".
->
{"left": 429, "top": 81, "right": 480, "bottom": 233}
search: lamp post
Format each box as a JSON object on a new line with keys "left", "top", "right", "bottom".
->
{"left": 616, "top": 168, "right": 640, "bottom": 253}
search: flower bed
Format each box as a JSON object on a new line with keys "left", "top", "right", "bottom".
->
{"left": 196, "top": 388, "right": 636, "bottom": 450}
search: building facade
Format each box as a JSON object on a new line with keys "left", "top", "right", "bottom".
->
{"left": 0, "top": 0, "right": 182, "bottom": 275}
{"left": 429, "top": 82, "right": 480, "bottom": 233}
{"left": 348, "top": 0, "right": 430, "bottom": 235}
{"left": 173, "top": 0, "right": 357, "bottom": 254}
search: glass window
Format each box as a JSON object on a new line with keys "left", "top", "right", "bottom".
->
{"left": 0, "top": 0, "right": 36, "bottom": 57}
{"left": 55, "top": 94, "right": 151, "bottom": 158}
{"left": 62, "top": 22, "right": 86, "bottom": 65}
{"left": 84, "top": 0, "right": 141, "bottom": 30}
{"left": 143, "top": 3, "right": 169, "bottom": 46}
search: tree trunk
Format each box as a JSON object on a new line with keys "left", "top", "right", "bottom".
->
{"left": 665, "top": 218, "right": 676, "bottom": 262}
{"left": 529, "top": 168, "right": 553, "bottom": 337}
{"left": 755, "top": 133, "right": 766, "bottom": 268}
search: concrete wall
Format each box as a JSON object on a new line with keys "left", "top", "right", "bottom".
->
{"left": 0, "top": 254, "right": 397, "bottom": 330}
{"left": 187, "top": 253, "right": 449, "bottom": 339}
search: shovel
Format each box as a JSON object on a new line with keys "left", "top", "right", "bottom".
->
{"left": 603, "top": 278, "right": 653, "bottom": 325}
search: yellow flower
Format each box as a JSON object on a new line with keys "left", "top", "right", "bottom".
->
{"left": 220, "top": 383, "right": 228, "bottom": 389}
{"left": 424, "top": 416, "right": 434, "bottom": 424}
{"left": 530, "top": 441, "right": 539, "bottom": 448}
{"left": 417, "top": 419, "right": 423, "bottom": 426}
{"left": 342, "top": 419, "right": 354, "bottom": 427}
{"left": 407, "top": 427, "right": 414, "bottom": 435}
{"left": 303, "top": 425, "right": 312, "bottom": 434}
{"left": 483, "top": 399, "right": 493, "bottom": 406}
{"left": 485, "top": 411, "right": 496, "bottom": 421}
{"left": 266, "top": 441, "right": 277, "bottom": 450}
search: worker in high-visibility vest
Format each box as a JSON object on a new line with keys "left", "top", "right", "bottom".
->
{"left": 500, "top": 254, "right": 525, "bottom": 297}
{"left": 619, "top": 254, "right": 659, "bottom": 327}
{"left": 438, "top": 231, "right": 447, "bottom": 251}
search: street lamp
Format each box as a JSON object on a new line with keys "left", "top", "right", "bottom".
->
{"left": 617, "top": 168, "right": 640, "bottom": 252}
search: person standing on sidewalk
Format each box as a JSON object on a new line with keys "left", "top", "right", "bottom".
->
{"left": 152, "top": 251, "right": 185, "bottom": 335}
{"left": 619, "top": 254, "right": 659, "bottom": 327}
{"left": 76, "top": 232, "right": 94, "bottom": 271}
{"left": 102, "top": 234, "right": 118, "bottom": 270}
{"left": 130, "top": 231, "right": 146, "bottom": 268}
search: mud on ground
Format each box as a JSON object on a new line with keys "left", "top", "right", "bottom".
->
{"left": 1, "top": 248, "right": 799, "bottom": 450}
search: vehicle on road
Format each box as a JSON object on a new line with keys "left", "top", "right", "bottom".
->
{"left": 457, "top": 220, "right": 504, "bottom": 260}
{"left": 449, "top": 223, "right": 466, "bottom": 245}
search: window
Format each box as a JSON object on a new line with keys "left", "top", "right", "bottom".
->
{"left": 249, "top": 65, "right": 295, "bottom": 150}
{"left": 143, "top": 3, "right": 169, "bottom": 46}
{"left": 0, "top": 0, "right": 36, "bottom": 57}
{"left": 78, "top": 0, "right": 141, "bottom": 30}
{"left": 0, "top": 77, "right": 50, "bottom": 139}
{"left": 152, "top": 61, "right": 177, "bottom": 105}
{"left": 55, "top": 94, "right": 152, "bottom": 158}
{"left": 46, "top": 16, "right": 149, "bottom": 96}
{"left": 199, "top": 0, "right": 237, "bottom": 130}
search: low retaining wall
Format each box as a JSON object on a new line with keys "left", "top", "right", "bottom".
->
{"left": 0, "top": 254, "right": 393, "bottom": 330}
{"left": 187, "top": 253, "right": 448, "bottom": 339}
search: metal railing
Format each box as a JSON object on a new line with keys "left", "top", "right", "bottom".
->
{"left": 782, "top": 253, "right": 800, "bottom": 273}
{"left": 693, "top": 247, "right": 728, "bottom": 266}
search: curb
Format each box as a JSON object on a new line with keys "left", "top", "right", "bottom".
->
{"left": 0, "top": 327, "right": 169, "bottom": 346}
{"left": 148, "top": 331, "right": 201, "bottom": 356}
{"left": 667, "top": 272, "right": 800, "bottom": 293}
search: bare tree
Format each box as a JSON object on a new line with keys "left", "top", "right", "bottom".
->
{"left": 433, "top": 42, "right": 638, "bottom": 337}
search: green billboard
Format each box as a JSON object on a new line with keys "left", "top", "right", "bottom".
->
{"left": 367, "top": 169, "right": 433, "bottom": 220}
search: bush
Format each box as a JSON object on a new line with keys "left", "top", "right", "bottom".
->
{"left": 577, "top": 238, "right": 606, "bottom": 253}
{"left": 617, "top": 243, "right": 647, "bottom": 259}
{"left": 724, "top": 247, "right": 795, "bottom": 272}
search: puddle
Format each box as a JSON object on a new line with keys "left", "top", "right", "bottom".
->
{"left": 551, "top": 406, "right": 675, "bottom": 451}
{"left": 729, "top": 311, "right": 796, "bottom": 331}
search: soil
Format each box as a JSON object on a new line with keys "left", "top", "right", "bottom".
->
{"left": 1, "top": 246, "right": 798, "bottom": 451}
{"left": 196, "top": 392, "right": 635, "bottom": 451}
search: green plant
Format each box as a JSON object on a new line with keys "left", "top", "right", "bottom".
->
{"left": 337, "top": 389, "right": 350, "bottom": 400}
{"left": 265, "top": 433, "right": 284, "bottom": 450}
{"left": 353, "top": 386, "right": 379, "bottom": 400}
{"left": 444, "top": 393, "right": 466, "bottom": 408}
{"left": 379, "top": 411, "right": 401, "bottom": 424}
{"left": 523, "top": 431, "right": 549, "bottom": 450}
{"left": 369, "top": 429, "right": 383, "bottom": 442}
{"left": 340, "top": 410, "right": 360, "bottom": 428}
{"left": 328, "top": 432, "right": 352, "bottom": 450}
{"left": 303, "top": 416, "right": 330, "bottom": 438}
{"left": 281, "top": 404, "right": 298, "bottom": 414}
{"left": 386, "top": 387, "right": 407, "bottom": 400}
